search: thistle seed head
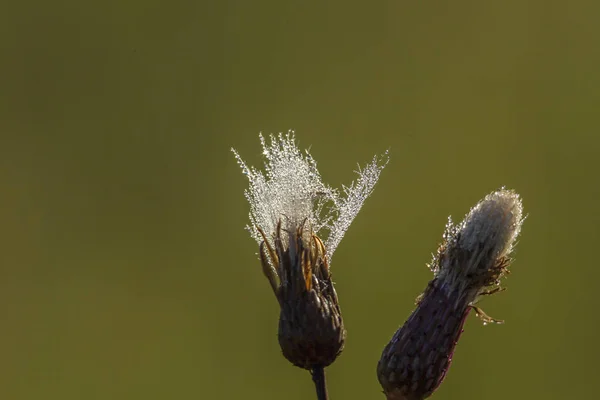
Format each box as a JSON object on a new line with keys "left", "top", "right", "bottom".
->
{"left": 378, "top": 189, "right": 525, "bottom": 400}
{"left": 233, "top": 131, "right": 388, "bottom": 369}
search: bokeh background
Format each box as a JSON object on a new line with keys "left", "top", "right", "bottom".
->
{"left": 1, "top": 1, "right": 599, "bottom": 399}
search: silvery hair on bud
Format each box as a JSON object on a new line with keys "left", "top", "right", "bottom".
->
{"left": 433, "top": 189, "right": 524, "bottom": 304}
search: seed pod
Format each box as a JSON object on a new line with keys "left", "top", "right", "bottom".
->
{"left": 267, "top": 223, "right": 346, "bottom": 369}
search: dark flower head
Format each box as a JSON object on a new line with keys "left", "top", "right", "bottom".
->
{"left": 378, "top": 189, "right": 524, "bottom": 400}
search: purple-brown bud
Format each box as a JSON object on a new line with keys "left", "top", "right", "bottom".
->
{"left": 378, "top": 189, "right": 524, "bottom": 400}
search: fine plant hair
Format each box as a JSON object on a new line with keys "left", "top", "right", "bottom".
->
{"left": 233, "top": 133, "right": 525, "bottom": 400}
{"left": 232, "top": 131, "right": 388, "bottom": 400}
{"left": 232, "top": 132, "right": 389, "bottom": 263}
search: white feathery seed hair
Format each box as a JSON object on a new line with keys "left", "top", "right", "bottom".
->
{"left": 232, "top": 131, "right": 388, "bottom": 262}
{"left": 431, "top": 188, "right": 525, "bottom": 302}
{"left": 457, "top": 189, "right": 523, "bottom": 262}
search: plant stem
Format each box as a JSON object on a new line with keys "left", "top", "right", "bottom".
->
{"left": 311, "top": 366, "right": 329, "bottom": 400}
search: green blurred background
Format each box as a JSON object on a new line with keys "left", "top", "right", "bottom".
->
{"left": 1, "top": 1, "right": 598, "bottom": 399}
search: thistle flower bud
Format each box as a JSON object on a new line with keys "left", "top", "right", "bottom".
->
{"left": 233, "top": 132, "right": 388, "bottom": 384}
{"left": 378, "top": 189, "right": 524, "bottom": 400}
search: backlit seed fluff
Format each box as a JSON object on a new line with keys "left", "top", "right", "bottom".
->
{"left": 233, "top": 131, "right": 388, "bottom": 370}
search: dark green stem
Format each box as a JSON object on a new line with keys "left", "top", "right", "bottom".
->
{"left": 311, "top": 366, "right": 329, "bottom": 400}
